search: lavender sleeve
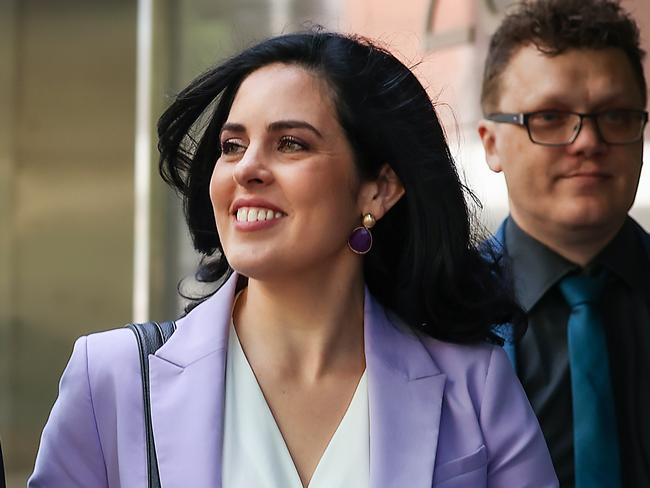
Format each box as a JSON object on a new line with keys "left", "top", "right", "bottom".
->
{"left": 28, "top": 336, "right": 109, "bottom": 488}
{"left": 481, "top": 346, "right": 558, "bottom": 487}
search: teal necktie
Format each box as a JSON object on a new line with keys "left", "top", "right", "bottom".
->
{"left": 558, "top": 272, "right": 621, "bottom": 488}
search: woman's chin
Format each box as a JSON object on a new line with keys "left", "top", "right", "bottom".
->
{"left": 228, "top": 257, "right": 287, "bottom": 282}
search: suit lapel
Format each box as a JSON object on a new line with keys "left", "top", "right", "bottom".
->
{"left": 490, "top": 219, "right": 507, "bottom": 251}
{"left": 148, "top": 273, "right": 239, "bottom": 488}
{"left": 364, "top": 290, "right": 446, "bottom": 488}
{"left": 488, "top": 219, "right": 518, "bottom": 370}
{"left": 631, "top": 218, "right": 650, "bottom": 269}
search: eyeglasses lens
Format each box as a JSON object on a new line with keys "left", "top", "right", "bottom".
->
{"left": 527, "top": 111, "right": 645, "bottom": 145}
{"left": 597, "top": 111, "right": 644, "bottom": 144}
{"left": 528, "top": 112, "right": 580, "bottom": 145}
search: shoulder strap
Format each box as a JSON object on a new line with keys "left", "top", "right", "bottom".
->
{"left": 126, "top": 321, "right": 177, "bottom": 488}
{"left": 0, "top": 438, "right": 6, "bottom": 488}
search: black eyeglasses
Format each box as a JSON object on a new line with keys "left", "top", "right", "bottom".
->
{"left": 486, "top": 109, "right": 649, "bottom": 146}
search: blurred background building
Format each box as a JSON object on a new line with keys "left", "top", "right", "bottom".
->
{"left": 0, "top": 0, "right": 648, "bottom": 485}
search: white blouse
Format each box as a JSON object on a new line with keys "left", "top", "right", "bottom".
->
{"left": 222, "top": 324, "right": 370, "bottom": 488}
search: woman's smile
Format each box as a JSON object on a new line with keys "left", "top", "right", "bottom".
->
{"left": 233, "top": 206, "right": 287, "bottom": 231}
{"left": 231, "top": 197, "right": 288, "bottom": 232}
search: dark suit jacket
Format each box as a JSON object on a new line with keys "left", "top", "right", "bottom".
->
{"left": 488, "top": 216, "right": 650, "bottom": 485}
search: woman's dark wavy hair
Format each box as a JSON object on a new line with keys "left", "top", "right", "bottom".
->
{"left": 158, "top": 30, "right": 524, "bottom": 344}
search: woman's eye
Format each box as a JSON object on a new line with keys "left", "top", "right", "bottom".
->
{"left": 277, "top": 136, "right": 307, "bottom": 152}
{"left": 221, "top": 139, "right": 246, "bottom": 155}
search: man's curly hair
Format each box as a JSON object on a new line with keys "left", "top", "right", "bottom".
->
{"left": 481, "top": 0, "right": 646, "bottom": 113}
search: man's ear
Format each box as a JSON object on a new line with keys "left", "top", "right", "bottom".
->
{"left": 478, "top": 120, "right": 503, "bottom": 173}
{"left": 358, "top": 164, "right": 405, "bottom": 220}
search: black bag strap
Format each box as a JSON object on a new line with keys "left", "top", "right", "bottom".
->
{"left": 126, "top": 321, "right": 177, "bottom": 488}
{"left": 0, "top": 438, "right": 6, "bottom": 488}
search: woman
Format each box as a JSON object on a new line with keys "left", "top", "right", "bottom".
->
{"left": 29, "top": 31, "right": 557, "bottom": 487}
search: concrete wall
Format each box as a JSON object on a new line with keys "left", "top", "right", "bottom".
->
{"left": 0, "top": 1, "right": 136, "bottom": 483}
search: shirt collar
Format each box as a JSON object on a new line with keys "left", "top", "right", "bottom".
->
{"left": 505, "top": 218, "right": 577, "bottom": 312}
{"left": 505, "top": 216, "right": 650, "bottom": 311}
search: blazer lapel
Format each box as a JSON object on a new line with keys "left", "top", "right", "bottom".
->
{"left": 365, "top": 290, "right": 446, "bottom": 488}
{"left": 148, "top": 273, "right": 239, "bottom": 488}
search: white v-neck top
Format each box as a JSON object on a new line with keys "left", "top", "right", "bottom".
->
{"left": 221, "top": 324, "right": 370, "bottom": 488}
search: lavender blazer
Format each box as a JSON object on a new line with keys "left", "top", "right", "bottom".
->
{"left": 29, "top": 274, "right": 558, "bottom": 487}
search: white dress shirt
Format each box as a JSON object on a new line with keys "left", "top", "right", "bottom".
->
{"left": 222, "top": 323, "right": 370, "bottom": 488}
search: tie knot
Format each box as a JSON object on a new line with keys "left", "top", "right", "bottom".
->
{"left": 558, "top": 271, "right": 607, "bottom": 307}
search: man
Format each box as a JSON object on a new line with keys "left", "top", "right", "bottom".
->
{"left": 478, "top": 0, "right": 649, "bottom": 486}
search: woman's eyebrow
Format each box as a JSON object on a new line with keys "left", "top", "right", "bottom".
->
{"left": 220, "top": 120, "right": 324, "bottom": 139}
{"left": 268, "top": 120, "right": 323, "bottom": 139}
{"left": 220, "top": 122, "right": 246, "bottom": 136}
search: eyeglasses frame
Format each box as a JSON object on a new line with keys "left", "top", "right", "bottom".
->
{"left": 485, "top": 110, "right": 649, "bottom": 146}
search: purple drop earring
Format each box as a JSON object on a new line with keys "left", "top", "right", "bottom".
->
{"left": 348, "top": 213, "right": 376, "bottom": 255}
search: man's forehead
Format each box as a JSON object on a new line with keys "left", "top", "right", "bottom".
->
{"left": 497, "top": 45, "right": 644, "bottom": 109}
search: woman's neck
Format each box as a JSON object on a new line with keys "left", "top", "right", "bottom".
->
{"left": 233, "top": 266, "right": 366, "bottom": 381}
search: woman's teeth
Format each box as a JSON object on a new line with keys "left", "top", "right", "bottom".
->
{"left": 236, "top": 207, "right": 284, "bottom": 223}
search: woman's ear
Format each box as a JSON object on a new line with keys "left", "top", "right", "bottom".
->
{"left": 359, "top": 163, "right": 405, "bottom": 220}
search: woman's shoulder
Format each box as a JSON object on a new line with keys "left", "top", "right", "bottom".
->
{"left": 418, "top": 332, "right": 501, "bottom": 373}
{"left": 70, "top": 327, "right": 143, "bottom": 391}
{"left": 386, "top": 310, "right": 512, "bottom": 395}
{"left": 387, "top": 310, "right": 500, "bottom": 372}
{"left": 84, "top": 326, "right": 139, "bottom": 360}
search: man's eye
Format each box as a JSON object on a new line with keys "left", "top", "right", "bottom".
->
{"left": 221, "top": 140, "right": 246, "bottom": 154}
{"left": 601, "top": 110, "right": 629, "bottom": 125}
{"left": 278, "top": 136, "right": 307, "bottom": 152}
{"left": 539, "top": 112, "right": 566, "bottom": 122}
{"left": 531, "top": 111, "right": 571, "bottom": 127}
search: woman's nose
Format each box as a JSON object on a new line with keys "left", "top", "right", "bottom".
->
{"left": 232, "top": 146, "right": 273, "bottom": 187}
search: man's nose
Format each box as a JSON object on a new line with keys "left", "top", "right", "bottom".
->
{"left": 568, "top": 116, "right": 606, "bottom": 156}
